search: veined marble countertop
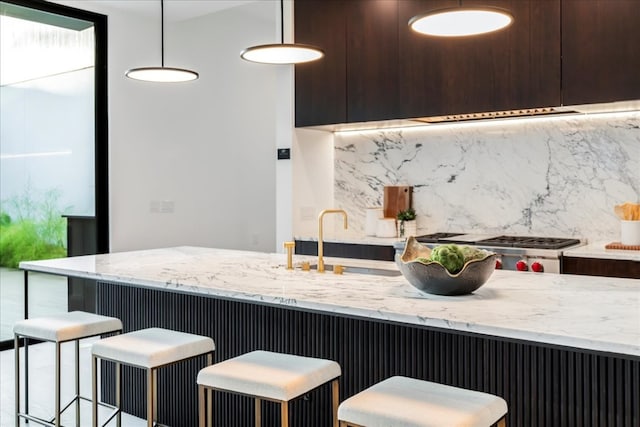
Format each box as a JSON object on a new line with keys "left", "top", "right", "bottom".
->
{"left": 563, "top": 242, "right": 640, "bottom": 261}
{"left": 20, "top": 246, "right": 640, "bottom": 357}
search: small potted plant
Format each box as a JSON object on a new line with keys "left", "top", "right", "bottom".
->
{"left": 397, "top": 208, "right": 417, "bottom": 238}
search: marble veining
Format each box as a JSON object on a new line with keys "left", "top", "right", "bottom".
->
{"left": 335, "top": 113, "right": 640, "bottom": 242}
{"left": 20, "top": 246, "right": 640, "bottom": 357}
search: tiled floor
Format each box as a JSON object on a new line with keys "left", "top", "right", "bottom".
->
{"left": 1, "top": 338, "right": 146, "bottom": 426}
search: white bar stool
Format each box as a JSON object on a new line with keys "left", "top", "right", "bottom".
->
{"left": 13, "top": 310, "right": 123, "bottom": 427}
{"left": 337, "top": 376, "right": 508, "bottom": 427}
{"left": 196, "top": 350, "right": 341, "bottom": 427}
{"left": 91, "top": 327, "right": 215, "bottom": 427}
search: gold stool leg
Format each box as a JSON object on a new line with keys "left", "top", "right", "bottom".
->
{"left": 206, "top": 353, "right": 213, "bottom": 426}
{"left": 280, "top": 400, "right": 289, "bottom": 427}
{"left": 497, "top": 417, "right": 507, "bottom": 427}
{"left": 255, "top": 398, "right": 261, "bottom": 427}
{"left": 146, "top": 368, "right": 154, "bottom": 427}
{"left": 153, "top": 369, "right": 158, "bottom": 424}
{"left": 332, "top": 379, "right": 340, "bottom": 427}
{"left": 198, "top": 385, "right": 205, "bottom": 427}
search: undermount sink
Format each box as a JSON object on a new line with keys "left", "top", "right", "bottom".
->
{"left": 309, "top": 264, "right": 402, "bottom": 277}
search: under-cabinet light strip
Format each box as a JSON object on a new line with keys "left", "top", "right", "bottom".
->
{"left": 333, "top": 110, "right": 640, "bottom": 135}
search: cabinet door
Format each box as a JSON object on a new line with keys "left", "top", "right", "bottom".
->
{"left": 346, "top": 0, "right": 399, "bottom": 122}
{"left": 294, "top": 0, "right": 347, "bottom": 127}
{"left": 562, "top": 0, "right": 640, "bottom": 105}
{"left": 562, "top": 257, "right": 640, "bottom": 279}
{"left": 398, "top": 0, "right": 561, "bottom": 118}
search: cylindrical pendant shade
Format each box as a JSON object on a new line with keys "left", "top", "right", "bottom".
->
{"left": 410, "top": 7, "right": 513, "bottom": 37}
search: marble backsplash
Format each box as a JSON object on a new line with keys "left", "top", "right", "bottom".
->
{"left": 334, "top": 112, "right": 640, "bottom": 242}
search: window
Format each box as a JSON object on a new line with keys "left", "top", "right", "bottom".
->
{"left": 0, "top": 0, "right": 107, "bottom": 348}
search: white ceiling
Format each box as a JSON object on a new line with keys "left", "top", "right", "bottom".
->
{"left": 56, "top": 0, "right": 267, "bottom": 23}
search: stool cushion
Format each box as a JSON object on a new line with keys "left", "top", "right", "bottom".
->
{"left": 13, "top": 311, "right": 122, "bottom": 342}
{"left": 92, "top": 327, "right": 214, "bottom": 368}
{"left": 197, "top": 350, "right": 341, "bottom": 401}
{"left": 338, "top": 376, "right": 507, "bottom": 427}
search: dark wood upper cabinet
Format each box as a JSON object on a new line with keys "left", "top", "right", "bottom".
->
{"left": 295, "top": 0, "right": 637, "bottom": 127}
{"left": 561, "top": 0, "right": 640, "bottom": 105}
{"left": 398, "top": 0, "right": 561, "bottom": 118}
{"left": 294, "top": 0, "right": 347, "bottom": 127}
{"left": 346, "top": 0, "right": 399, "bottom": 122}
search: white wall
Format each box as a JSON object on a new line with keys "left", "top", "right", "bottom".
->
{"left": 53, "top": 1, "right": 290, "bottom": 253}
{"left": 275, "top": 1, "right": 295, "bottom": 250}
{"left": 292, "top": 128, "right": 334, "bottom": 237}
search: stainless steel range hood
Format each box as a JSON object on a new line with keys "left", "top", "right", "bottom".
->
{"left": 304, "top": 99, "right": 640, "bottom": 133}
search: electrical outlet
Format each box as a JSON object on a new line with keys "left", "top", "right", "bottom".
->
{"left": 159, "top": 201, "right": 174, "bottom": 213}
{"left": 150, "top": 200, "right": 174, "bottom": 213}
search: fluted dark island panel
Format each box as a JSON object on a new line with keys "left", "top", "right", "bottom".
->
{"left": 98, "top": 282, "right": 639, "bottom": 427}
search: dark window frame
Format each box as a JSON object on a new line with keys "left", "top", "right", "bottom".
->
{"left": 0, "top": 0, "right": 108, "bottom": 350}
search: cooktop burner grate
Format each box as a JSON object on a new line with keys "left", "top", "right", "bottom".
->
{"left": 414, "top": 233, "right": 581, "bottom": 250}
{"left": 474, "top": 236, "right": 581, "bottom": 250}
{"left": 415, "top": 233, "right": 464, "bottom": 243}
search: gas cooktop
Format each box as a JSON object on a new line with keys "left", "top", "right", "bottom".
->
{"left": 474, "top": 236, "right": 581, "bottom": 250}
{"left": 415, "top": 233, "right": 581, "bottom": 250}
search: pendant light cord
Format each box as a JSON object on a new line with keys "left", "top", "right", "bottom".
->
{"left": 161, "top": 0, "right": 165, "bottom": 67}
{"left": 280, "top": 0, "right": 284, "bottom": 44}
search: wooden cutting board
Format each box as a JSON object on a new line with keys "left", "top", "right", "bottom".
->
{"left": 383, "top": 186, "right": 412, "bottom": 218}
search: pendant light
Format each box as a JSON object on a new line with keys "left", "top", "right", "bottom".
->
{"left": 240, "top": 0, "right": 323, "bottom": 64}
{"left": 409, "top": 1, "right": 513, "bottom": 37}
{"left": 125, "top": 0, "right": 198, "bottom": 82}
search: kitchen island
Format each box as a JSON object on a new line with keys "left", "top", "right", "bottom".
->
{"left": 20, "top": 247, "right": 640, "bottom": 426}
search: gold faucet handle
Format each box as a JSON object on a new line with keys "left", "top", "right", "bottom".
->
{"left": 301, "top": 261, "right": 311, "bottom": 271}
{"left": 333, "top": 265, "right": 344, "bottom": 275}
{"left": 283, "top": 241, "right": 295, "bottom": 270}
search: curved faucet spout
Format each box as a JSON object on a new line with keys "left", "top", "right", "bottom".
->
{"left": 318, "top": 209, "right": 348, "bottom": 273}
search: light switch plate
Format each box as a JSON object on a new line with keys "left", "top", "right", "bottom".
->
{"left": 277, "top": 148, "right": 290, "bottom": 160}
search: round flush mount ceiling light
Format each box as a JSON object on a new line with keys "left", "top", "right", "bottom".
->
{"left": 125, "top": 0, "right": 198, "bottom": 83}
{"left": 409, "top": 6, "right": 513, "bottom": 37}
{"left": 241, "top": 0, "right": 324, "bottom": 64}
